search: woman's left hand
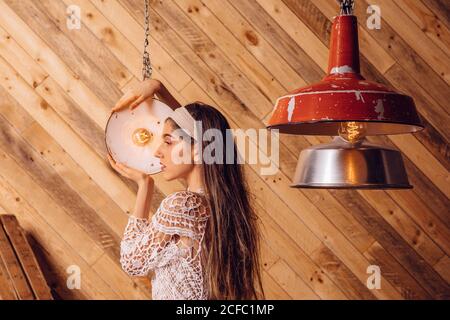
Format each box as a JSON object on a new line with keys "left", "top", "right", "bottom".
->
{"left": 111, "top": 79, "right": 162, "bottom": 113}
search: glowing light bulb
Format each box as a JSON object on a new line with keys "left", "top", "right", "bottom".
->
{"left": 338, "top": 121, "right": 367, "bottom": 143}
{"left": 132, "top": 128, "right": 152, "bottom": 146}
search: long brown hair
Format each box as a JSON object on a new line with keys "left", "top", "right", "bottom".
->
{"left": 166, "top": 102, "right": 265, "bottom": 300}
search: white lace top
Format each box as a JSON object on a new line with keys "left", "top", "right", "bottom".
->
{"left": 120, "top": 190, "right": 211, "bottom": 300}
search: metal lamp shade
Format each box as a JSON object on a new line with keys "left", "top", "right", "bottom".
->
{"left": 105, "top": 98, "right": 173, "bottom": 174}
{"left": 267, "top": 77, "right": 424, "bottom": 136}
{"left": 267, "top": 16, "right": 423, "bottom": 135}
{"left": 292, "top": 136, "right": 412, "bottom": 189}
{"left": 267, "top": 15, "right": 424, "bottom": 189}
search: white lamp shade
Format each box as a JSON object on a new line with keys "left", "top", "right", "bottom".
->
{"left": 105, "top": 98, "right": 173, "bottom": 174}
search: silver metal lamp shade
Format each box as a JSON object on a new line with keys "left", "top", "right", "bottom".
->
{"left": 291, "top": 136, "right": 412, "bottom": 189}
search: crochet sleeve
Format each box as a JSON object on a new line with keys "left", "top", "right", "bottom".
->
{"left": 120, "top": 191, "right": 209, "bottom": 276}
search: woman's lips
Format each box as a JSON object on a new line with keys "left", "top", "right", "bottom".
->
{"left": 161, "top": 164, "right": 166, "bottom": 170}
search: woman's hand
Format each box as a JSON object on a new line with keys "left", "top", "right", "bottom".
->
{"left": 107, "top": 154, "right": 154, "bottom": 187}
{"left": 108, "top": 154, "right": 155, "bottom": 219}
{"left": 111, "top": 79, "right": 162, "bottom": 113}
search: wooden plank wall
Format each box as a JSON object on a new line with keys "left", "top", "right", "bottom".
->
{"left": 0, "top": 0, "right": 448, "bottom": 299}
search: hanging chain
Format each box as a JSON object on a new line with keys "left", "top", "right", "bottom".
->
{"left": 337, "top": 0, "right": 355, "bottom": 15}
{"left": 142, "top": 0, "right": 153, "bottom": 80}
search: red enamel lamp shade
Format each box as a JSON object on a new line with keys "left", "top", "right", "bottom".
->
{"left": 267, "top": 15, "right": 424, "bottom": 136}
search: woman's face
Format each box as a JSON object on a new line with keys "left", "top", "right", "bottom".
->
{"left": 154, "top": 121, "right": 195, "bottom": 181}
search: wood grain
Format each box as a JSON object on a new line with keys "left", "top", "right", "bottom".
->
{"left": 0, "top": 0, "right": 448, "bottom": 299}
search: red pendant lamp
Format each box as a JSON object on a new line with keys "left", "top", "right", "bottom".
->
{"left": 266, "top": 0, "right": 424, "bottom": 189}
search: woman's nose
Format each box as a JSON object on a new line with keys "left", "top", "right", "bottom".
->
{"left": 154, "top": 144, "right": 162, "bottom": 158}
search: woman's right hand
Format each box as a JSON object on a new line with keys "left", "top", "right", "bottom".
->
{"left": 108, "top": 153, "right": 155, "bottom": 219}
{"left": 111, "top": 79, "right": 162, "bottom": 113}
{"left": 107, "top": 154, "right": 154, "bottom": 188}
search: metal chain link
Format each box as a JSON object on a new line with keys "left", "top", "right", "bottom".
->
{"left": 142, "top": 0, "right": 153, "bottom": 80}
{"left": 337, "top": 0, "right": 355, "bottom": 15}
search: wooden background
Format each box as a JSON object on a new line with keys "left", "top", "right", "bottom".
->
{"left": 0, "top": 0, "right": 448, "bottom": 299}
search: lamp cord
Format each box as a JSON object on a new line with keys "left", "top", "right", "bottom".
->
{"left": 142, "top": 0, "right": 153, "bottom": 80}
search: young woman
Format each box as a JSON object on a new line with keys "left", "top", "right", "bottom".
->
{"left": 107, "top": 79, "right": 265, "bottom": 300}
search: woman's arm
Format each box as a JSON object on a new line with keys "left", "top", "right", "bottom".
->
{"left": 133, "top": 177, "right": 155, "bottom": 219}
{"left": 111, "top": 79, "right": 181, "bottom": 113}
{"left": 107, "top": 155, "right": 166, "bottom": 276}
{"left": 107, "top": 154, "right": 155, "bottom": 219}
{"left": 120, "top": 191, "right": 208, "bottom": 276}
{"left": 154, "top": 81, "right": 182, "bottom": 110}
